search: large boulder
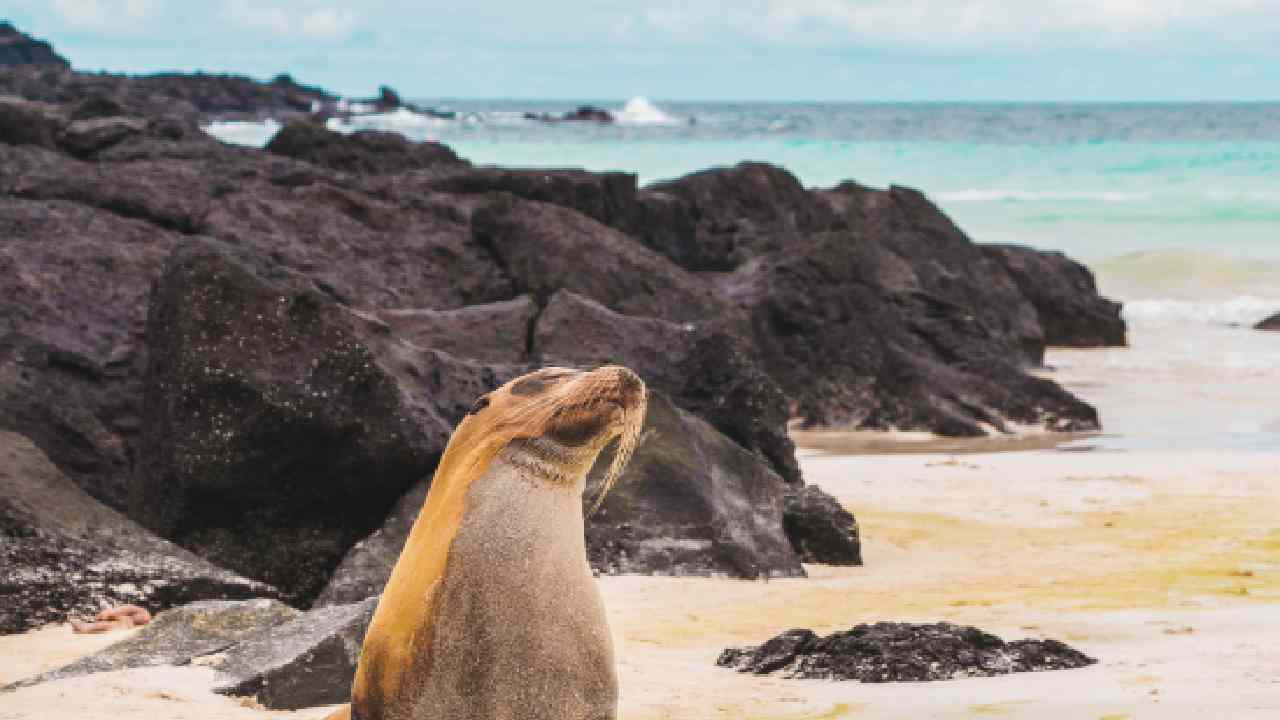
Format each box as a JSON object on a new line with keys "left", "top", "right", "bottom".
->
{"left": 371, "top": 295, "right": 536, "bottom": 364}
{"left": 983, "top": 245, "right": 1126, "bottom": 347}
{"left": 134, "top": 242, "right": 454, "bottom": 603}
{"left": 635, "top": 162, "right": 838, "bottom": 271}
{"left": 473, "top": 196, "right": 739, "bottom": 328}
{"left": 265, "top": 120, "right": 465, "bottom": 175}
{"left": 4, "top": 599, "right": 298, "bottom": 689}
{"left": 0, "top": 432, "right": 277, "bottom": 635}
{"left": 725, "top": 186, "right": 1098, "bottom": 435}
{"left": 586, "top": 392, "right": 804, "bottom": 579}
{"left": 0, "top": 22, "right": 69, "bottom": 68}
{"left": 313, "top": 478, "right": 427, "bottom": 607}
{"left": 213, "top": 597, "right": 378, "bottom": 709}
{"left": 428, "top": 167, "right": 638, "bottom": 228}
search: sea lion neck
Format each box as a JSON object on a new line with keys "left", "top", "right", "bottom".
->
{"left": 502, "top": 436, "right": 600, "bottom": 488}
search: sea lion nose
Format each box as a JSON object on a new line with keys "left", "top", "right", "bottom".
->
{"left": 597, "top": 365, "right": 646, "bottom": 402}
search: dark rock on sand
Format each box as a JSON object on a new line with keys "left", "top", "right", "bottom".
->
{"left": 718, "top": 622, "right": 1096, "bottom": 681}
{"left": 0, "top": 432, "right": 277, "bottom": 635}
{"left": 782, "top": 485, "right": 862, "bottom": 565}
{"left": 213, "top": 597, "right": 378, "bottom": 710}
{"left": 135, "top": 241, "right": 462, "bottom": 603}
{"left": 0, "top": 21, "right": 69, "bottom": 68}
{"left": 730, "top": 183, "right": 1099, "bottom": 435}
{"left": 265, "top": 120, "right": 464, "bottom": 175}
{"left": 1254, "top": 312, "right": 1280, "bottom": 331}
{"left": 4, "top": 599, "right": 298, "bottom": 689}
{"left": 983, "top": 245, "right": 1127, "bottom": 347}
{"left": 587, "top": 392, "right": 804, "bottom": 579}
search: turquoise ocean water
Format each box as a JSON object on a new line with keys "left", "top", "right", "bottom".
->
{"left": 207, "top": 99, "right": 1280, "bottom": 449}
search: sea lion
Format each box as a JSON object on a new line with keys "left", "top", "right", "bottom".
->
{"left": 329, "top": 365, "right": 647, "bottom": 720}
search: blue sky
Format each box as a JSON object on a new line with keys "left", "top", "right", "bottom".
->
{"left": 7, "top": 1, "right": 1280, "bottom": 101}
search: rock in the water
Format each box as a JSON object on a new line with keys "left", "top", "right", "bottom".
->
{"left": 587, "top": 392, "right": 804, "bottom": 579}
{"left": 1254, "top": 312, "right": 1280, "bottom": 331}
{"left": 782, "top": 485, "right": 861, "bottom": 565}
{"left": 265, "top": 120, "right": 464, "bottom": 175}
{"left": 213, "top": 597, "right": 377, "bottom": 710}
{"left": 983, "top": 245, "right": 1127, "bottom": 347}
{"left": 0, "top": 432, "right": 278, "bottom": 635}
{"left": 717, "top": 622, "right": 1096, "bottom": 681}
{"left": 3, "top": 599, "right": 297, "bottom": 689}
{"left": 0, "top": 22, "right": 69, "bottom": 68}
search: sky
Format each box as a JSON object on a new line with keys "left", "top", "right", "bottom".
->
{"left": 6, "top": 0, "right": 1280, "bottom": 101}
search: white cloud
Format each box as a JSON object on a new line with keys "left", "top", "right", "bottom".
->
{"left": 49, "top": 0, "right": 162, "bottom": 32}
{"left": 613, "top": 0, "right": 1280, "bottom": 50}
{"left": 221, "top": 0, "right": 360, "bottom": 41}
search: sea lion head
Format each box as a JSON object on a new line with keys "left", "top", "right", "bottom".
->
{"left": 455, "top": 365, "right": 648, "bottom": 506}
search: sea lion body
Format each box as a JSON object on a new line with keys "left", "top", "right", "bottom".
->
{"left": 345, "top": 366, "right": 646, "bottom": 720}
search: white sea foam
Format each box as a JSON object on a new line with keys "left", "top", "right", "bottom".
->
{"left": 326, "top": 107, "right": 451, "bottom": 138}
{"left": 202, "top": 118, "right": 281, "bottom": 148}
{"left": 615, "top": 96, "right": 679, "bottom": 126}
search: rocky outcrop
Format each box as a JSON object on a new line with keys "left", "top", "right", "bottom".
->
{"left": 134, "top": 242, "right": 466, "bottom": 603}
{"left": 0, "top": 432, "right": 277, "bottom": 634}
{"left": 1254, "top": 312, "right": 1280, "bottom": 331}
{"left": 586, "top": 392, "right": 804, "bottom": 579}
{"left": 637, "top": 162, "right": 837, "bottom": 271}
{"left": 265, "top": 120, "right": 464, "bottom": 175}
{"left": 781, "top": 485, "right": 861, "bottom": 565}
{"left": 213, "top": 597, "right": 378, "bottom": 709}
{"left": 983, "top": 245, "right": 1127, "bottom": 347}
{"left": 717, "top": 623, "right": 1096, "bottom": 681}
{"left": 4, "top": 599, "right": 298, "bottom": 688}
{"left": 0, "top": 22, "right": 68, "bottom": 68}
{"left": 313, "top": 479, "right": 427, "bottom": 607}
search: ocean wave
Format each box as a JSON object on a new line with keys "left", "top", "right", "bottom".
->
{"left": 938, "top": 189, "right": 1148, "bottom": 203}
{"left": 614, "top": 97, "right": 679, "bottom": 126}
{"left": 326, "top": 107, "right": 451, "bottom": 136}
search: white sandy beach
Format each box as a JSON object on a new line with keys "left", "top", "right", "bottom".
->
{"left": 3, "top": 329, "right": 1279, "bottom": 720}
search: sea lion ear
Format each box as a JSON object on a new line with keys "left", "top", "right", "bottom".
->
{"left": 468, "top": 395, "right": 491, "bottom": 416}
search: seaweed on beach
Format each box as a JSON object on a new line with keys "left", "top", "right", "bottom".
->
{"left": 717, "top": 622, "right": 1096, "bottom": 682}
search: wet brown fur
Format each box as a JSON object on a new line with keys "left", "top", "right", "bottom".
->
{"left": 332, "top": 366, "right": 646, "bottom": 720}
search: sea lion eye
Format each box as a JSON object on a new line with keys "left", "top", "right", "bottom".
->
{"left": 468, "top": 396, "right": 490, "bottom": 415}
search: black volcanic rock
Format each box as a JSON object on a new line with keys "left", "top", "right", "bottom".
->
{"left": 1254, "top": 312, "right": 1280, "bottom": 331}
{"left": 718, "top": 622, "right": 1096, "bottom": 681}
{"left": 265, "top": 120, "right": 464, "bottom": 175}
{"left": 0, "top": 432, "right": 277, "bottom": 635}
{"left": 0, "top": 22, "right": 69, "bottom": 68}
{"left": 134, "top": 242, "right": 455, "bottom": 603}
{"left": 587, "top": 392, "right": 804, "bottom": 579}
{"left": 724, "top": 182, "right": 1098, "bottom": 435}
{"left": 637, "top": 162, "right": 838, "bottom": 271}
{"left": 983, "top": 245, "right": 1127, "bottom": 347}
{"left": 782, "top": 485, "right": 861, "bottom": 565}
{"left": 562, "top": 105, "right": 613, "bottom": 123}
{"left": 473, "top": 196, "right": 738, "bottom": 328}
{"left": 429, "top": 166, "right": 638, "bottom": 228}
